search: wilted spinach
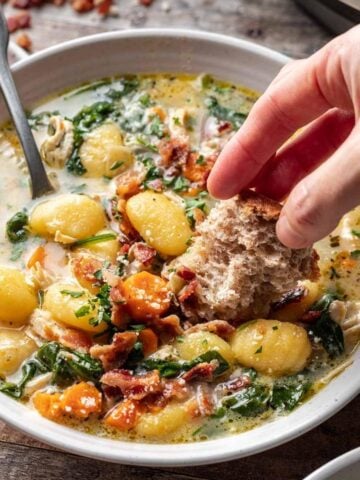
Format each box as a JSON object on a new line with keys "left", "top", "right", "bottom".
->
{"left": 222, "top": 384, "right": 271, "bottom": 417}
{"left": 308, "top": 293, "right": 345, "bottom": 358}
{"left": 270, "top": 379, "right": 311, "bottom": 411}
{"left": 6, "top": 210, "right": 29, "bottom": 243}
{"left": 205, "top": 96, "right": 247, "bottom": 129}
{"left": 141, "top": 350, "right": 229, "bottom": 378}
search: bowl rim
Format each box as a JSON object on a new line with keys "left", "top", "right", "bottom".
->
{"left": 304, "top": 447, "right": 360, "bottom": 480}
{"left": 1, "top": 28, "right": 359, "bottom": 467}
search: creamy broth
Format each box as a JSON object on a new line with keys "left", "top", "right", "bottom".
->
{"left": 0, "top": 74, "right": 358, "bottom": 444}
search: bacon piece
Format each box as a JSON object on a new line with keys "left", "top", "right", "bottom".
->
{"left": 101, "top": 369, "right": 163, "bottom": 400}
{"left": 182, "top": 152, "right": 215, "bottom": 186}
{"left": 108, "top": 280, "right": 128, "bottom": 329}
{"left": 162, "top": 378, "right": 189, "bottom": 402}
{"left": 182, "top": 362, "right": 216, "bottom": 383}
{"left": 158, "top": 138, "right": 189, "bottom": 168}
{"left": 71, "top": 0, "right": 94, "bottom": 12}
{"left": 131, "top": 242, "right": 157, "bottom": 267}
{"left": 72, "top": 255, "right": 103, "bottom": 291}
{"left": 215, "top": 375, "right": 251, "bottom": 396}
{"left": 218, "top": 121, "right": 232, "bottom": 133}
{"left": 185, "top": 320, "right": 235, "bottom": 340}
{"left": 116, "top": 170, "right": 142, "bottom": 200}
{"left": 95, "top": 0, "right": 111, "bottom": 15}
{"left": 300, "top": 310, "right": 322, "bottom": 323}
{"left": 138, "top": 0, "right": 153, "bottom": 5}
{"left": 7, "top": 11, "right": 31, "bottom": 33}
{"left": 271, "top": 285, "right": 306, "bottom": 312}
{"left": 10, "top": 0, "right": 32, "bottom": 8}
{"left": 90, "top": 332, "right": 137, "bottom": 370}
{"left": 117, "top": 199, "right": 140, "bottom": 241}
{"left": 151, "top": 314, "right": 184, "bottom": 342}
{"left": 178, "top": 279, "right": 198, "bottom": 303}
{"left": 177, "top": 266, "right": 195, "bottom": 281}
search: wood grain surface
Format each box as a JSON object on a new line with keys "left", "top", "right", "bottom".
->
{"left": 1, "top": 1, "right": 357, "bottom": 479}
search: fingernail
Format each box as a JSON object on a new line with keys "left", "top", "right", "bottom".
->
{"left": 276, "top": 214, "right": 309, "bottom": 249}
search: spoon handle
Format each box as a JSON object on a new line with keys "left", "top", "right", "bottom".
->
{"left": 0, "top": 8, "right": 54, "bottom": 198}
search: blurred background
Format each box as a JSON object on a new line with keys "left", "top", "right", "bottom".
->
{"left": 4, "top": 0, "right": 358, "bottom": 60}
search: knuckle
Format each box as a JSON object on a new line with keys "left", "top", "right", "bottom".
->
{"left": 288, "top": 185, "right": 322, "bottom": 233}
{"left": 266, "top": 90, "right": 299, "bottom": 134}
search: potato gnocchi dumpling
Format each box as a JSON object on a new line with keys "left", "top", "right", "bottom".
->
{"left": 43, "top": 282, "right": 106, "bottom": 334}
{"left": 79, "top": 123, "right": 133, "bottom": 178}
{"left": 74, "top": 229, "right": 119, "bottom": 263}
{"left": 177, "top": 331, "right": 235, "bottom": 365}
{"left": 230, "top": 319, "right": 312, "bottom": 377}
{"left": 29, "top": 194, "right": 105, "bottom": 242}
{"left": 0, "top": 330, "right": 37, "bottom": 376}
{"left": 126, "top": 191, "right": 192, "bottom": 256}
{"left": 0, "top": 267, "right": 37, "bottom": 326}
{"left": 135, "top": 402, "right": 191, "bottom": 437}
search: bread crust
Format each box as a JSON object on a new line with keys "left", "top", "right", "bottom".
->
{"left": 174, "top": 190, "right": 319, "bottom": 323}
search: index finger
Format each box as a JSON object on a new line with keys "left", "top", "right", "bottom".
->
{"left": 207, "top": 38, "right": 350, "bottom": 199}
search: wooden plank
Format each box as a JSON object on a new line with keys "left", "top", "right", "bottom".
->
{"left": 4, "top": 0, "right": 332, "bottom": 58}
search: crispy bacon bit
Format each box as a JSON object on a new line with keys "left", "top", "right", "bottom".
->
{"left": 95, "top": 0, "right": 111, "bottom": 15}
{"left": 162, "top": 378, "right": 189, "bottom": 402}
{"left": 117, "top": 199, "right": 140, "bottom": 241}
{"left": 120, "top": 243, "right": 130, "bottom": 255}
{"left": 158, "top": 138, "right": 189, "bottom": 168}
{"left": 104, "top": 399, "right": 142, "bottom": 431}
{"left": 178, "top": 279, "right": 198, "bottom": 303}
{"left": 271, "top": 286, "right": 306, "bottom": 312}
{"left": 177, "top": 266, "right": 195, "bottom": 281}
{"left": 132, "top": 242, "right": 157, "bottom": 266}
{"left": 101, "top": 369, "right": 163, "bottom": 400}
{"left": 145, "top": 178, "right": 163, "bottom": 192}
{"left": 72, "top": 255, "right": 103, "bottom": 289}
{"left": 151, "top": 314, "right": 184, "bottom": 342}
{"left": 300, "top": 310, "right": 322, "bottom": 323}
{"left": 11, "top": 0, "right": 32, "bottom": 9}
{"left": 182, "top": 152, "right": 215, "bottom": 186}
{"left": 182, "top": 362, "right": 216, "bottom": 383}
{"left": 138, "top": 0, "right": 153, "bottom": 5}
{"left": 16, "top": 32, "right": 32, "bottom": 51}
{"left": 185, "top": 320, "right": 235, "bottom": 340}
{"left": 7, "top": 11, "right": 31, "bottom": 33}
{"left": 61, "top": 330, "right": 93, "bottom": 350}
{"left": 116, "top": 170, "right": 142, "bottom": 199}
{"left": 216, "top": 375, "right": 251, "bottom": 396}
{"left": 218, "top": 121, "right": 232, "bottom": 133}
{"left": 90, "top": 332, "right": 137, "bottom": 371}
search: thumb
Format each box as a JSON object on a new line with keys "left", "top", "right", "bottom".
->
{"left": 276, "top": 125, "right": 360, "bottom": 248}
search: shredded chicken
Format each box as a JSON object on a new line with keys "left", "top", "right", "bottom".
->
{"left": 329, "top": 300, "right": 360, "bottom": 352}
{"left": 184, "top": 320, "right": 235, "bottom": 340}
{"left": 40, "top": 115, "right": 74, "bottom": 168}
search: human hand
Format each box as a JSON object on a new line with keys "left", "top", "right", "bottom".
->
{"left": 207, "top": 26, "right": 359, "bottom": 249}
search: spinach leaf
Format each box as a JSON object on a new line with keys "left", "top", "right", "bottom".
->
{"left": 308, "top": 293, "right": 345, "bottom": 358}
{"left": 36, "top": 342, "right": 103, "bottom": 385}
{"left": 0, "top": 361, "right": 40, "bottom": 399}
{"left": 184, "top": 191, "right": 208, "bottom": 227}
{"left": 6, "top": 210, "right": 29, "bottom": 243}
{"left": 222, "top": 384, "right": 271, "bottom": 417}
{"left": 141, "top": 350, "right": 229, "bottom": 378}
{"left": 105, "top": 78, "right": 139, "bottom": 100}
{"left": 205, "top": 96, "right": 247, "bottom": 129}
{"left": 72, "top": 232, "right": 117, "bottom": 247}
{"left": 270, "top": 380, "right": 311, "bottom": 411}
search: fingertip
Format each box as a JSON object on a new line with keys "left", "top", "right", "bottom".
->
{"left": 206, "top": 174, "right": 234, "bottom": 200}
{"left": 276, "top": 214, "right": 312, "bottom": 249}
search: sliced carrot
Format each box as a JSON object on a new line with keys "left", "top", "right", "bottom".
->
{"left": 104, "top": 399, "right": 141, "bottom": 431}
{"left": 27, "top": 245, "right": 46, "bottom": 269}
{"left": 59, "top": 382, "right": 102, "bottom": 419}
{"left": 122, "top": 271, "right": 170, "bottom": 321}
{"left": 139, "top": 328, "right": 158, "bottom": 357}
{"left": 33, "top": 391, "right": 63, "bottom": 420}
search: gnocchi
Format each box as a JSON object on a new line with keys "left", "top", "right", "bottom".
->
{"left": 0, "top": 329, "right": 37, "bottom": 376}
{"left": 135, "top": 402, "right": 191, "bottom": 437}
{"left": 0, "top": 267, "right": 37, "bottom": 326}
{"left": 29, "top": 194, "right": 105, "bottom": 242}
{"left": 126, "top": 191, "right": 192, "bottom": 256}
{"left": 230, "top": 319, "right": 312, "bottom": 377}
{"left": 176, "top": 331, "right": 235, "bottom": 364}
{"left": 43, "top": 282, "right": 106, "bottom": 334}
{"left": 79, "top": 123, "right": 133, "bottom": 178}
{"left": 74, "top": 229, "right": 119, "bottom": 263}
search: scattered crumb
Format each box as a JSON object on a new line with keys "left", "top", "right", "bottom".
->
{"left": 16, "top": 32, "right": 32, "bottom": 51}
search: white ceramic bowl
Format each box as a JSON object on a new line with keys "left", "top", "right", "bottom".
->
{"left": 1, "top": 29, "right": 359, "bottom": 466}
{"left": 305, "top": 448, "right": 360, "bottom": 480}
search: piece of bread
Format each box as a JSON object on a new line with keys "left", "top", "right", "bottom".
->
{"left": 175, "top": 190, "right": 319, "bottom": 322}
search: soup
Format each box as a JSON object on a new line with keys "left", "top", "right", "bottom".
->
{"left": 0, "top": 74, "right": 359, "bottom": 443}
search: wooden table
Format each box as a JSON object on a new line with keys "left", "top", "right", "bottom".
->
{"left": 2, "top": 1, "right": 359, "bottom": 479}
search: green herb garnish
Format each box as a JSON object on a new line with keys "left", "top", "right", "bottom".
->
{"left": 6, "top": 210, "right": 29, "bottom": 243}
{"left": 72, "top": 232, "right": 117, "bottom": 247}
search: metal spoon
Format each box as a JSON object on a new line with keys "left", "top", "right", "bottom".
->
{"left": 0, "top": 7, "right": 54, "bottom": 198}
